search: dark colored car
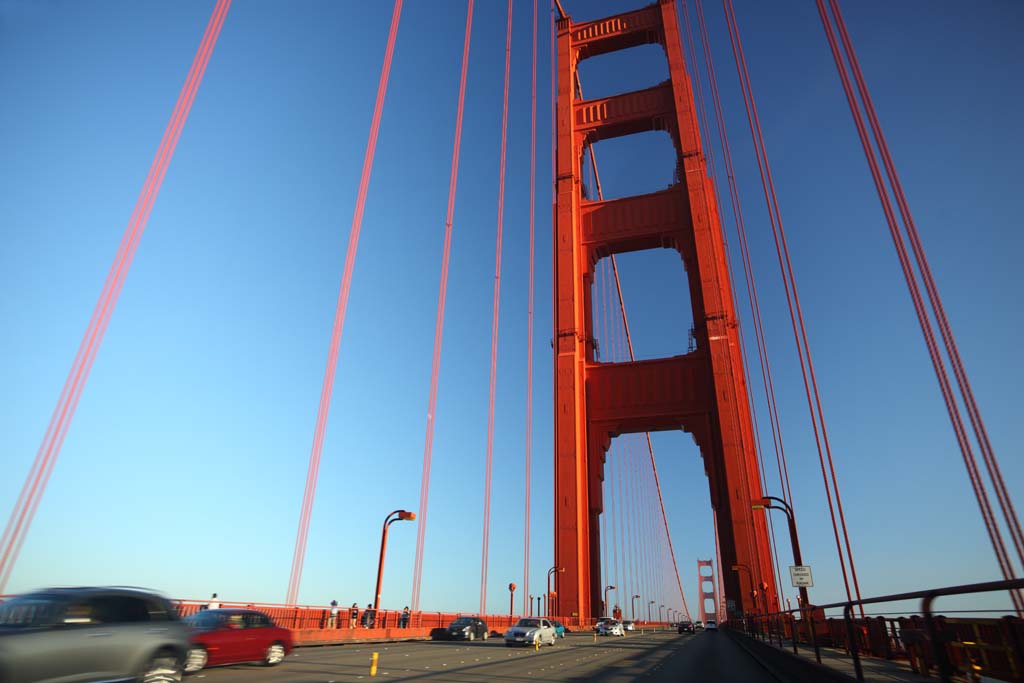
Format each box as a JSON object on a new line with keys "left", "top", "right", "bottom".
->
{"left": 0, "top": 586, "right": 189, "bottom": 683}
{"left": 183, "top": 609, "right": 292, "bottom": 671}
{"left": 678, "top": 620, "right": 695, "bottom": 634}
{"left": 445, "top": 616, "right": 489, "bottom": 641}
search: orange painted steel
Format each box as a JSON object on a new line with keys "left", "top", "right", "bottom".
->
{"left": 552, "top": 1, "right": 776, "bottom": 621}
{"left": 697, "top": 559, "right": 718, "bottom": 625}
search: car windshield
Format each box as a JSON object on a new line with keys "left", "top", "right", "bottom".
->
{"left": 515, "top": 618, "right": 541, "bottom": 628}
{"left": 707, "top": 621, "right": 717, "bottom": 626}
{"left": 0, "top": 596, "right": 64, "bottom": 627}
{"left": 451, "top": 617, "right": 473, "bottom": 626}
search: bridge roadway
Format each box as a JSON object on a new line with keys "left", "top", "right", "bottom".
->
{"left": 197, "top": 630, "right": 777, "bottom": 682}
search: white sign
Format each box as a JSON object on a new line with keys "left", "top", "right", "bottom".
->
{"left": 789, "top": 565, "right": 814, "bottom": 588}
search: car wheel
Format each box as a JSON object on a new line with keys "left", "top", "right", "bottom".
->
{"left": 184, "top": 647, "right": 208, "bottom": 674}
{"left": 468, "top": 631, "right": 475, "bottom": 641}
{"left": 482, "top": 631, "right": 489, "bottom": 640}
{"left": 263, "top": 642, "right": 286, "bottom": 666}
{"left": 140, "top": 651, "right": 183, "bottom": 683}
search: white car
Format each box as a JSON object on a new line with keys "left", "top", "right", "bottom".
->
{"left": 622, "top": 620, "right": 636, "bottom": 631}
{"left": 504, "top": 617, "right": 557, "bottom": 647}
{"left": 597, "top": 619, "right": 625, "bottom": 637}
{"left": 705, "top": 620, "right": 718, "bottom": 631}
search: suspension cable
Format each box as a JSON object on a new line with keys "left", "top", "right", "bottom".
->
{"left": 571, "top": 69, "right": 688, "bottom": 619}
{"left": 283, "top": 0, "right": 404, "bottom": 606}
{"left": 522, "top": 0, "right": 538, "bottom": 617}
{"left": 826, "top": 0, "right": 1024, "bottom": 579}
{"left": 410, "top": 0, "right": 475, "bottom": 612}
{"left": 0, "top": 0, "right": 233, "bottom": 594}
{"left": 722, "top": 0, "right": 865, "bottom": 613}
{"left": 479, "top": 0, "right": 513, "bottom": 617}
{"left": 815, "top": 1, "right": 1022, "bottom": 611}
{"left": 683, "top": 0, "right": 788, "bottom": 604}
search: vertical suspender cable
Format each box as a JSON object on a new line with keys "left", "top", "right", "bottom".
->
{"left": 285, "top": 0, "right": 404, "bottom": 606}
{"left": 825, "top": 0, "right": 1024, "bottom": 580}
{"left": 815, "top": 2, "right": 1022, "bottom": 610}
{"left": 522, "top": 0, "right": 538, "bottom": 617}
{"left": 0, "top": 0, "right": 233, "bottom": 594}
{"left": 575, "top": 73, "right": 689, "bottom": 618}
{"left": 722, "top": 0, "right": 865, "bottom": 613}
{"left": 692, "top": 0, "right": 795, "bottom": 511}
{"left": 682, "top": 0, "right": 787, "bottom": 603}
{"left": 480, "top": 0, "right": 514, "bottom": 617}
{"left": 410, "top": 0, "right": 475, "bottom": 612}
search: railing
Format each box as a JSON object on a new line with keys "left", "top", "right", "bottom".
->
{"left": 734, "top": 579, "right": 1024, "bottom": 683}
{"left": 1, "top": 593, "right": 673, "bottom": 638}
{"left": 171, "top": 598, "right": 671, "bottom": 634}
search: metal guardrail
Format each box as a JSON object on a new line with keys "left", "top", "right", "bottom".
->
{"left": 736, "top": 578, "right": 1024, "bottom": 683}
{"left": 169, "top": 598, "right": 672, "bottom": 634}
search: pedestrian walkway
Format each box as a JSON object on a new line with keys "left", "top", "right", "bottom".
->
{"left": 755, "top": 636, "right": 1002, "bottom": 682}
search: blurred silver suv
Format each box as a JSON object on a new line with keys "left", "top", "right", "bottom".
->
{"left": 0, "top": 586, "right": 189, "bottom": 682}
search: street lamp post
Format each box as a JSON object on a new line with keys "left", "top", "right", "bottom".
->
{"left": 546, "top": 566, "right": 564, "bottom": 616}
{"left": 374, "top": 510, "right": 416, "bottom": 610}
{"left": 509, "top": 583, "right": 516, "bottom": 617}
{"left": 631, "top": 594, "right": 640, "bottom": 621}
{"left": 536, "top": 595, "right": 541, "bottom": 616}
{"left": 648, "top": 600, "right": 654, "bottom": 623}
{"left": 529, "top": 595, "right": 534, "bottom": 616}
{"left": 659, "top": 604, "right": 665, "bottom": 624}
{"left": 752, "top": 496, "right": 810, "bottom": 610}
{"left": 603, "top": 585, "right": 615, "bottom": 618}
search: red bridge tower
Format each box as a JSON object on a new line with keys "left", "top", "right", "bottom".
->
{"left": 552, "top": 0, "right": 777, "bottom": 621}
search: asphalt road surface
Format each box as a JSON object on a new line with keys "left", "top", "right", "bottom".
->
{"left": 188, "top": 630, "right": 781, "bottom": 683}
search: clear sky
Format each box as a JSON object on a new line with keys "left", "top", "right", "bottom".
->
{"left": 0, "top": 0, "right": 1021, "bottom": 619}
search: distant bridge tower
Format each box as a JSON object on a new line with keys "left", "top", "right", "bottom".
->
{"left": 698, "top": 559, "right": 717, "bottom": 624}
{"left": 552, "top": 0, "right": 777, "bottom": 621}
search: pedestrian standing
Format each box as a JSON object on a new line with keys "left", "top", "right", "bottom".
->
{"left": 328, "top": 600, "right": 339, "bottom": 629}
{"left": 363, "top": 603, "right": 375, "bottom": 628}
{"left": 349, "top": 603, "right": 359, "bottom": 629}
{"left": 207, "top": 593, "right": 221, "bottom": 610}
{"left": 399, "top": 606, "right": 411, "bottom": 628}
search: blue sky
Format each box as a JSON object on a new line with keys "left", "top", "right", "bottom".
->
{"left": 1, "top": 0, "right": 1021, "bottom": 618}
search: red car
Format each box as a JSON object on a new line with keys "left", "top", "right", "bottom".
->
{"left": 183, "top": 608, "right": 292, "bottom": 672}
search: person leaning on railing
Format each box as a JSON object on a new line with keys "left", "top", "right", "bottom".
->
{"left": 349, "top": 603, "right": 359, "bottom": 629}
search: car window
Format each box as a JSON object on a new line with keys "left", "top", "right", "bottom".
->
{"left": 146, "top": 598, "right": 172, "bottom": 621}
{"left": 184, "top": 611, "right": 224, "bottom": 630}
{"left": 244, "top": 612, "right": 271, "bottom": 629}
{"left": 88, "top": 596, "right": 152, "bottom": 624}
{"left": 515, "top": 618, "right": 541, "bottom": 628}
{"left": 0, "top": 596, "right": 64, "bottom": 627}
{"left": 225, "top": 614, "right": 246, "bottom": 629}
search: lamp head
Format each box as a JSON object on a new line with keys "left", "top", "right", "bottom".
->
{"left": 398, "top": 510, "right": 416, "bottom": 521}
